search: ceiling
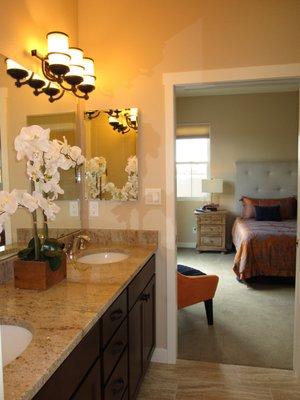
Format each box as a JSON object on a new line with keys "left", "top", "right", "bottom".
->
{"left": 175, "top": 79, "right": 300, "bottom": 98}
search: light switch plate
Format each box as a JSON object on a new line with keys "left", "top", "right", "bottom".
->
{"left": 145, "top": 188, "right": 161, "bottom": 205}
{"left": 89, "top": 201, "right": 99, "bottom": 217}
{"left": 69, "top": 201, "right": 79, "bottom": 217}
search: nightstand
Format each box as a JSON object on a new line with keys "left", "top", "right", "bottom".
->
{"left": 194, "top": 210, "right": 227, "bottom": 252}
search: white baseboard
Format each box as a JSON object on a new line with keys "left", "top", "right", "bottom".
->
{"left": 151, "top": 347, "right": 169, "bottom": 363}
{"left": 177, "top": 242, "right": 196, "bottom": 249}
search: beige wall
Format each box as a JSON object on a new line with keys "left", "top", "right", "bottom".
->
{"left": 78, "top": 0, "right": 300, "bottom": 351}
{"left": 176, "top": 91, "right": 299, "bottom": 246}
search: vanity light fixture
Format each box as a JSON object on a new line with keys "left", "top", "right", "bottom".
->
{"left": 84, "top": 108, "right": 138, "bottom": 134}
{"left": 106, "top": 108, "right": 138, "bottom": 134}
{"left": 5, "top": 31, "right": 96, "bottom": 102}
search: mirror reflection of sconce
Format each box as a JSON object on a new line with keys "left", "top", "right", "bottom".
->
{"left": 6, "top": 31, "right": 96, "bottom": 102}
{"left": 84, "top": 108, "right": 138, "bottom": 134}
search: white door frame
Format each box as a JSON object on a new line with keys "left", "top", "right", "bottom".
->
{"left": 163, "top": 63, "right": 300, "bottom": 367}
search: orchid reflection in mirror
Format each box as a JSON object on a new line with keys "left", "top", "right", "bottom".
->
{"left": 84, "top": 107, "right": 138, "bottom": 201}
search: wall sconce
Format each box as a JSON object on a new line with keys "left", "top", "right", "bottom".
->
{"left": 106, "top": 108, "right": 138, "bottom": 134}
{"left": 84, "top": 108, "right": 138, "bottom": 134}
{"left": 6, "top": 31, "right": 96, "bottom": 102}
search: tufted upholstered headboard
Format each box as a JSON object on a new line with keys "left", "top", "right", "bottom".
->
{"left": 235, "top": 161, "right": 298, "bottom": 214}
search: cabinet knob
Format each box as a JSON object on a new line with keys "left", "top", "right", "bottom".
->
{"left": 111, "top": 341, "right": 124, "bottom": 355}
{"left": 140, "top": 293, "right": 150, "bottom": 302}
{"left": 112, "top": 378, "right": 125, "bottom": 395}
{"left": 110, "top": 309, "right": 123, "bottom": 321}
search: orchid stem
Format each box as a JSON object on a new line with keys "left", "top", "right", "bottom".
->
{"left": 31, "top": 180, "right": 40, "bottom": 260}
{"left": 43, "top": 212, "right": 49, "bottom": 239}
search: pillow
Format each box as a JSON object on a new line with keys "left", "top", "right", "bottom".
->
{"left": 254, "top": 205, "right": 282, "bottom": 221}
{"left": 241, "top": 196, "right": 297, "bottom": 219}
{"left": 177, "top": 264, "right": 206, "bottom": 276}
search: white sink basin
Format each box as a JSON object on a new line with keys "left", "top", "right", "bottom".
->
{"left": 1, "top": 324, "right": 33, "bottom": 366}
{"left": 77, "top": 252, "right": 129, "bottom": 265}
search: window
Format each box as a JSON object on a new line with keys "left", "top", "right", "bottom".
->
{"left": 176, "top": 137, "right": 210, "bottom": 199}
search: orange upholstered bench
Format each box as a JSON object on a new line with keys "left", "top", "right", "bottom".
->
{"left": 177, "top": 265, "right": 219, "bottom": 325}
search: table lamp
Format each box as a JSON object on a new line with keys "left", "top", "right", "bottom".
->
{"left": 201, "top": 178, "right": 223, "bottom": 211}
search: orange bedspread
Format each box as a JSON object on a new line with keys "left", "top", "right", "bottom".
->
{"left": 232, "top": 217, "right": 296, "bottom": 280}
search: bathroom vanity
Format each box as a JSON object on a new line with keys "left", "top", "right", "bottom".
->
{"left": 1, "top": 241, "right": 156, "bottom": 400}
{"left": 34, "top": 255, "right": 155, "bottom": 400}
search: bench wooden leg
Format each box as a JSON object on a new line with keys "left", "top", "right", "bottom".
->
{"left": 204, "top": 299, "right": 213, "bottom": 325}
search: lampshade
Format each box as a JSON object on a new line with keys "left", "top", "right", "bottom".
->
{"left": 6, "top": 59, "right": 29, "bottom": 80}
{"left": 82, "top": 57, "right": 95, "bottom": 76}
{"left": 47, "top": 31, "right": 69, "bottom": 53}
{"left": 68, "top": 47, "right": 84, "bottom": 64}
{"left": 202, "top": 179, "right": 223, "bottom": 194}
{"left": 78, "top": 75, "right": 96, "bottom": 94}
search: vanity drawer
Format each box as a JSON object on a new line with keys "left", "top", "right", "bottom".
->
{"left": 121, "top": 388, "right": 128, "bottom": 400}
{"left": 103, "top": 319, "right": 128, "bottom": 384}
{"left": 128, "top": 255, "right": 155, "bottom": 309}
{"left": 102, "top": 289, "right": 127, "bottom": 348}
{"left": 199, "top": 214, "right": 225, "bottom": 225}
{"left": 72, "top": 359, "right": 101, "bottom": 400}
{"left": 33, "top": 322, "right": 100, "bottom": 400}
{"left": 200, "top": 225, "right": 223, "bottom": 235}
{"left": 200, "top": 236, "right": 222, "bottom": 247}
{"left": 104, "top": 348, "right": 128, "bottom": 400}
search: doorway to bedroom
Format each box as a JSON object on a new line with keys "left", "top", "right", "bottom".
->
{"left": 175, "top": 79, "right": 299, "bottom": 369}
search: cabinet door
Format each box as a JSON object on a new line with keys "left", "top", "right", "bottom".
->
{"left": 141, "top": 276, "right": 155, "bottom": 371}
{"left": 72, "top": 360, "right": 101, "bottom": 400}
{"left": 128, "top": 298, "right": 143, "bottom": 399}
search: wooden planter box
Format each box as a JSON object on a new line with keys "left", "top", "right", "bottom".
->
{"left": 14, "top": 254, "right": 66, "bottom": 290}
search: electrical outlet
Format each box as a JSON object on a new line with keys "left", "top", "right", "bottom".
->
{"left": 69, "top": 201, "right": 79, "bottom": 217}
{"left": 89, "top": 201, "right": 99, "bottom": 217}
{"left": 145, "top": 188, "right": 161, "bottom": 205}
{"left": 193, "top": 226, "right": 197, "bottom": 234}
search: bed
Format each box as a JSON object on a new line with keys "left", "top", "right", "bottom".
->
{"left": 233, "top": 161, "right": 297, "bottom": 280}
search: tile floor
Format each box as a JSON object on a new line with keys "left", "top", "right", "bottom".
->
{"left": 138, "top": 360, "right": 300, "bottom": 399}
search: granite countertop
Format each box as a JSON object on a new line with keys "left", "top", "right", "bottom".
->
{"left": 1, "top": 243, "right": 156, "bottom": 400}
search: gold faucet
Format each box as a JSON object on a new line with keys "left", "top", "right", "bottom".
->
{"left": 72, "top": 234, "right": 91, "bottom": 254}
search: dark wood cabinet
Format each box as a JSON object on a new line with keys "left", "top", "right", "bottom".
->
{"left": 128, "top": 298, "right": 143, "bottom": 398}
{"left": 33, "top": 255, "right": 155, "bottom": 400}
{"left": 128, "top": 257, "right": 156, "bottom": 400}
{"left": 142, "top": 276, "right": 155, "bottom": 371}
{"left": 33, "top": 323, "right": 100, "bottom": 400}
{"left": 72, "top": 360, "right": 101, "bottom": 400}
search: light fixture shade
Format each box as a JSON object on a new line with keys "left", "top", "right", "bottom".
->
{"left": 82, "top": 57, "right": 95, "bottom": 76}
{"left": 48, "top": 52, "right": 70, "bottom": 75}
{"left": 202, "top": 178, "right": 223, "bottom": 194}
{"left": 109, "top": 116, "right": 118, "bottom": 125}
{"left": 78, "top": 75, "right": 96, "bottom": 94}
{"left": 130, "top": 107, "right": 138, "bottom": 122}
{"left": 47, "top": 31, "right": 69, "bottom": 53}
{"left": 28, "top": 73, "right": 47, "bottom": 89}
{"left": 69, "top": 47, "right": 84, "bottom": 65}
{"left": 43, "top": 82, "right": 60, "bottom": 97}
{"left": 6, "top": 59, "right": 29, "bottom": 80}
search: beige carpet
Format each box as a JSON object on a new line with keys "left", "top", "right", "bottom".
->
{"left": 177, "top": 248, "right": 295, "bottom": 369}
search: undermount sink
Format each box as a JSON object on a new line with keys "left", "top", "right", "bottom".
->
{"left": 1, "top": 324, "right": 33, "bottom": 366}
{"left": 77, "top": 252, "right": 129, "bottom": 265}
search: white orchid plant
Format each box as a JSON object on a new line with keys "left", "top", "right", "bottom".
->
{"left": 103, "top": 155, "right": 138, "bottom": 201}
{"left": 0, "top": 125, "right": 85, "bottom": 270}
{"left": 85, "top": 156, "right": 107, "bottom": 199}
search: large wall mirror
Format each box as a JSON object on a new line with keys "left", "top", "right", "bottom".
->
{"left": 0, "top": 53, "right": 83, "bottom": 249}
{"left": 84, "top": 108, "right": 138, "bottom": 201}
